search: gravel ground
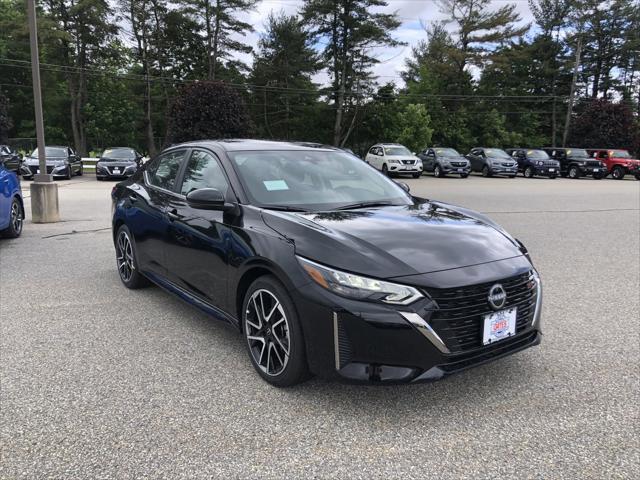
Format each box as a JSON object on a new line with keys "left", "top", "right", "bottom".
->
{"left": 1, "top": 174, "right": 639, "bottom": 479}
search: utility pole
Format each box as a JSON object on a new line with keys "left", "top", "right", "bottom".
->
{"left": 27, "top": 0, "right": 60, "bottom": 222}
{"left": 562, "top": 35, "right": 582, "bottom": 148}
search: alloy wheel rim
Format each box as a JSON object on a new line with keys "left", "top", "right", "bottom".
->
{"left": 245, "top": 289, "right": 290, "bottom": 376}
{"left": 10, "top": 201, "right": 22, "bottom": 233}
{"left": 116, "top": 231, "right": 135, "bottom": 282}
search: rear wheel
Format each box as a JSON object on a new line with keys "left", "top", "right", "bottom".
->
{"left": 524, "top": 166, "right": 534, "bottom": 178}
{"left": 1, "top": 197, "right": 23, "bottom": 238}
{"left": 115, "top": 225, "right": 150, "bottom": 289}
{"left": 612, "top": 166, "right": 625, "bottom": 180}
{"left": 482, "top": 165, "right": 492, "bottom": 177}
{"left": 568, "top": 165, "right": 580, "bottom": 179}
{"left": 242, "top": 276, "right": 310, "bottom": 387}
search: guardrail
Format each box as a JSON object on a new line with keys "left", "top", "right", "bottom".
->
{"left": 82, "top": 158, "right": 97, "bottom": 172}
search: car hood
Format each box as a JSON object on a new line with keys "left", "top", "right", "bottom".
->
{"left": 440, "top": 156, "right": 468, "bottom": 163}
{"left": 261, "top": 200, "right": 523, "bottom": 279}
{"left": 386, "top": 155, "right": 421, "bottom": 162}
{"left": 99, "top": 157, "right": 136, "bottom": 163}
{"left": 25, "top": 156, "right": 67, "bottom": 165}
{"left": 612, "top": 157, "right": 640, "bottom": 163}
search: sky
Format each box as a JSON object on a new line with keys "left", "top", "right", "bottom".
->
{"left": 240, "top": 0, "right": 535, "bottom": 86}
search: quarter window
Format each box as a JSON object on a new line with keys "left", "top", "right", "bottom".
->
{"left": 180, "top": 150, "right": 229, "bottom": 196}
{"left": 147, "top": 150, "right": 186, "bottom": 191}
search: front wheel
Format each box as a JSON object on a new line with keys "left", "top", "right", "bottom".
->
{"left": 524, "top": 166, "right": 534, "bottom": 178}
{"left": 381, "top": 164, "right": 390, "bottom": 177}
{"left": 635, "top": 174, "right": 640, "bottom": 181}
{"left": 243, "top": 276, "right": 310, "bottom": 387}
{"left": 549, "top": 175, "right": 557, "bottom": 179}
{"left": 77, "top": 164, "right": 83, "bottom": 176}
{"left": 482, "top": 165, "right": 492, "bottom": 177}
{"left": 593, "top": 173, "right": 604, "bottom": 180}
{"left": 412, "top": 172, "right": 421, "bottom": 178}
{"left": 612, "top": 166, "right": 625, "bottom": 180}
{"left": 434, "top": 165, "right": 444, "bottom": 178}
{"left": 460, "top": 173, "right": 469, "bottom": 178}
{"left": 0, "top": 197, "right": 23, "bottom": 238}
{"left": 115, "top": 225, "right": 150, "bottom": 289}
{"left": 67, "top": 166, "right": 73, "bottom": 180}
{"left": 568, "top": 165, "right": 580, "bottom": 179}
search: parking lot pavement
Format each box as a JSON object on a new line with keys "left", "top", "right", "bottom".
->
{"left": 1, "top": 175, "right": 639, "bottom": 479}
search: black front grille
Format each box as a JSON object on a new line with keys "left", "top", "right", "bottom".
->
{"left": 586, "top": 160, "right": 601, "bottom": 168}
{"left": 29, "top": 165, "right": 53, "bottom": 174}
{"left": 451, "top": 162, "right": 467, "bottom": 167}
{"left": 424, "top": 272, "right": 537, "bottom": 353}
{"left": 402, "top": 160, "right": 415, "bottom": 165}
{"left": 501, "top": 162, "right": 516, "bottom": 167}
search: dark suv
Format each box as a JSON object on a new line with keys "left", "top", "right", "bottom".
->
{"left": 542, "top": 148, "right": 605, "bottom": 179}
{"left": 466, "top": 148, "right": 518, "bottom": 177}
{"left": 417, "top": 147, "right": 471, "bottom": 178}
{"left": 506, "top": 148, "right": 560, "bottom": 179}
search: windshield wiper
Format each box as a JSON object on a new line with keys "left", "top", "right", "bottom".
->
{"left": 336, "top": 201, "right": 396, "bottom": 210}
{"left": 261, "top": 205, "right": 310, "bottom": 212}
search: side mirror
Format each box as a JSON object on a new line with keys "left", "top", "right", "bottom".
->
{"left": 395, "top": 181, "right": 410, "bottom": 193}
{"left": 186, "top": 188, "right": 228, "bottom": 210}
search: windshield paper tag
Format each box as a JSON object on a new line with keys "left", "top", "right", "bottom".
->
{"left": 263, "top": 180, "right": 289, "bottom": 191}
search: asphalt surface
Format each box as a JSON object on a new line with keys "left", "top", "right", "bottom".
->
{"left": 1, "top": 173, "right": 639, "bottom": 479}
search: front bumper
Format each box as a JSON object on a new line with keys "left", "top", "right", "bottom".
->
{"left": 292, "top": 260, "right": 542, "bottom": 384}
{"left": 491, "top": 166, "right": 518, "bottom": 176}
{"left": 442, "top": 164, "right": 471, "bottom": 174}
{"left": 388, "top": 163, "right": 423, "bottom": 174}
{"left": 27, "top": 165, "right": 71, "bottom": 177}
{"left": 534, "top": 166, "right": 559, "bottom": 176}
{"left": 96, "top": 166, "right": 137, "bottom": 179}
{"left": 578, "top": 165, "right": 603, "bottom": 175}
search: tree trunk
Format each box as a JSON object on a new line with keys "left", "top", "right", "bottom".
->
{"left": 563, "top": 36, "right": 582, "bottom": 147}
{"left": 210, "top": 0, "right": 222, "bottom": 80}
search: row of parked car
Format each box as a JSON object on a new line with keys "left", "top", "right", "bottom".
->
{"left": 364, "top": 143, "right": 640, "bottom": 181}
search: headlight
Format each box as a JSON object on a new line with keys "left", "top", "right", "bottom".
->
{"left": 388, "top": 159, "right": 400, "bottom": 164}
{"left": 297, "top": 256, "right": 424, "bottom": 305}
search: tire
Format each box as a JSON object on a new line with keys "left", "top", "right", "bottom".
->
{"left": 382, "top": 164, "right": 389, "bottom": 177}
{"left": 508, "top": 175, "right": 516, "bottom": 178}
{"left": 568, "top": 165, "right": 580, "bottom": 179}
{"left": 1, "top": 197, "right": 23, "bottom": 238}
{"left": 242, "top": 275, "right": 310, "bottom": 387}
{"left": 482, "top": 165, "right": 492, "bottom": 177}
{"left": 635, "top": 174, "right": 640, "bottom": 181}
{"left": 611, "top": 166, "right": 625, "bottom": 180}
{"left": 549, "top": 175, "right": 557, "bottom": 179}
{"left": 67, "top": 165, "right": 73, "bottom": 180}
{"left": 77, "top": 164, "right": 83, "bottom": 176}
{"left": 434, "top": 165, "right": 444, "bottom": 178}
{"left": 411, "top": 172, "right": 421, "bottom": 178}
{"left": 115, "top": 225, "right": 150, "bottom": 289}
{"left": 524, "top": 166, "right": 534, "bottom": 178}
{"left": 593, "top": 173, "right": 604, "bottom": 180}
{"left": 97, "top": 176, "right": 103, "bottom": 181}
{"left": 460, "top": 173, "right": 469, "bottom": 178}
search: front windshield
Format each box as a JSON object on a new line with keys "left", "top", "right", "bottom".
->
{"left": 566, "top": 149, "right": 588, "bottom": 157}
{"left": 384, "top": 146, "right": 412, "bottom": 156}
{"left": 527, "top": 150, "right": 550, "bottom": 160}
{"left": 610, "top": 150, "right": 631, "bottom": 158}
{"left": 102, "top": 148, "right": 135, "bottom": 159}
{"left": 485, "top": 149, "right": 511, "bottom": 159}
{"left": 435, "top": 148, "right": 461, "bottom": 157}
{"left": 229, "top": 150, "right": 411, "bottom": 211}
{"left": 30, "top": 147, "right": 67, "bottom": 157}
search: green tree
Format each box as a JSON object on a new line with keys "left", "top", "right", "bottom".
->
{"left": 0, "top": 90, "right": 12, "bottom": 144}
{"left": 392, "top": 104, "right": 433, "bottom": 153}
{"left": 302, "top": 0, "right": 403, "bottom": 146}
{"left": 250, "top": 12, "right": 320, "bottom": 140}
{"left": 167, "top": 81, "right": 251, "bottom": 143}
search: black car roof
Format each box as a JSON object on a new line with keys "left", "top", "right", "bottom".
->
{"left": 171, "top": 139, "right": 337, "bottom": 152}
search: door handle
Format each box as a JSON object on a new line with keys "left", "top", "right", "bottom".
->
{"left": 165, "top": 208, "right": 179, "bottom": 221}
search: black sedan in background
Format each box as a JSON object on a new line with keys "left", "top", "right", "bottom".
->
{"left": 96, "top": 147, "right": 143, "bottom": 180}
{"left": 24, "top": 146, "right": 83, "bottom": 179}
{"left": 506, "top": 148, "right": 560, "bottom": 178}
{"left": 417, "top": 147, "right": 471, "bottom": 178}
{"left": 0, "top": 145, "right": 32, "bottom": 179}
{"left": 111, "top": 140, "right": 542, "bottom": 386}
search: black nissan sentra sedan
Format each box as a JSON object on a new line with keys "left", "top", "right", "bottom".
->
{"left": 96, "top": 147, "right": 143, "bottom": 180}
{"left": 111, "top": 140, "right": 542, "bottom": 386}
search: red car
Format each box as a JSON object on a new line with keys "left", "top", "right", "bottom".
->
{"left": 588, "top": 149, "right": 640, "bottom": 180}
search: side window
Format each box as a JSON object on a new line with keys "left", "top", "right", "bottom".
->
{"left": 428, "top": 149, "right": 434, "bottom": 156}
{"left": 598, "top": 151, "right": 607, "bottom": 159}
{"left": 180, "top": 150, "right": 229, "bottom": 196}
{"left": 147, "top": 150, "right": 186, "bottom": 191}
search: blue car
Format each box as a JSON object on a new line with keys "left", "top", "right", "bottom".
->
{"left": 0, "top": 160, "right": 24, "bottom": 238}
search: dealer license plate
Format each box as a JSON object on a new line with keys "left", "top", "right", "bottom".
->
{"left": 113, "top": 168, "right": 121, "bottom": 174}
{"left": 593, "top": 168, "right": 599, "bottom": 172}
{"left": 482, "top": 308, "right": 517, "bottom": 345}
{"left": 36, "top": 169, "right": 40, "bottom": 174}
{"left": 549, "top": 168, "right": 555, "bottom": 172}
{"left": 457, "top": 168, "right": 464, "bottom": 172}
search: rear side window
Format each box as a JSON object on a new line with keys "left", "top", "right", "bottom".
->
{"left": 180, "top": 150, "right": 229, "bottom": 195}
{"left": 147, "top": 150, "right": 186, "bottom": 191}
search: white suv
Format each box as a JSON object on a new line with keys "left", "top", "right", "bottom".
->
{"left": 365, "top": 143, "right": 423, "bottom": 178}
